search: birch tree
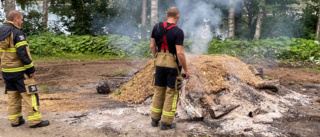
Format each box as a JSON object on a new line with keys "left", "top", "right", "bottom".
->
{"left": 151, "top": 0, "right": 158, "bottom": 27}
{"left": 254, "top": 0, "right": 265, "bottom": 40}
{"left": 42, "top": 0, "right": 49, "bottom": 28}
{"left": 5, "top": 0, "right": 15, "bottom": 18}
{"left": 228, "top": 0, "right": 235, "bottom": 40}
{"left": 316, "top": 0, "right": 320, "bottom": 39}
{"left": 141, "top": 0, "right": 146, "bottom": 26}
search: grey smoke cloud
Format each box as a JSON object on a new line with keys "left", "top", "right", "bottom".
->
{"left": 175, "top": 0, "right": 222, "bottom": 54}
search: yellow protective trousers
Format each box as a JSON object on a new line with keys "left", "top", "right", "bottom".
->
{"left": 151, "top": 50, "right": 181, "bottom": 124}
{"left": 151, "top": 86, "right": 179, "bottom": 124}
{"left": 8, "top": 91, "right": 42, "bottom": 126}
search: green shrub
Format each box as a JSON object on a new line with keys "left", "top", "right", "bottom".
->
{"left": 285, "top": 39, "right": 320, "bottom": 62}
{"left": 28, "top": 32, "right": 152, "bottom": 58}
{"left": 208, "top": 36, "right": 320, "bottom": 63}
{"left": 28, "top": 33, "right": 320, "bottom": 63}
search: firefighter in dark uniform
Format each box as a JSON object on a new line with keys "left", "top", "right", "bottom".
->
{"left": 0, "top": 10, "right": 49, "bottom": 128}
{"left": 150, "top": 7, "right": 190, "bottom": 130}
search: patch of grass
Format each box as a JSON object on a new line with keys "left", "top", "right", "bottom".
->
{"left": 114, "top": 70, "right": 126, "bottom": 75}
{"left": 130, "top": 82, "right": 135, "bottom": 87}
{"left": 298, "top": 67, "right": 320, "bottom": 72}
{"left": 263, "top": 75, "right": 274, "bottom": 80}
{"left": 113, "top": 86, "right": 125, "bottom": 97}
{"left": 32, "top": 53, "right": 122, "bottom": 62}
{"left": 40, "top": 85, "right": 49, "bottom": 93}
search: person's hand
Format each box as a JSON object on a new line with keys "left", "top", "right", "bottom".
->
{"left": 184, "top": 71, "right": 190, "bottom": 79}
{"left": 30, "top": 72, "right": 36, "bottom": 78}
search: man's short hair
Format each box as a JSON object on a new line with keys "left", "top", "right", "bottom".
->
{"left": 167, "top": 7, "right": 180, "bottom": 17}
{"left": 7, "top": 10, "right": 22, "bottom": 21}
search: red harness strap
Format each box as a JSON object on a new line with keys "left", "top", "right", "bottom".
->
{"left": 161, "top": 22, "right": 177, "bottom": 51}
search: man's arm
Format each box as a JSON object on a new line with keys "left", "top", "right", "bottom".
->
{"left": 16, "top": 44, "right": 36, "bottom": 77}
{"left": 150, "top": 38, "right": 157, "bottom": 58}
{"left": 176, "top": 45, "right": 190, "bottom": 79}
{"left": 14, "top": 31, "right": 35, "bottom": 77}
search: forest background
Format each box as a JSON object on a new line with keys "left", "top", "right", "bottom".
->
{"left": 1, "top": 0, "right": 320, "bottom": 64}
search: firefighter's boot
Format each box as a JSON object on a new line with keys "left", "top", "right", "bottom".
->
{"left": 151, "top": 118, "right": 160, "bottom": 127}
{"left": 11, "top": 116, "right": 25, "bottom": 127}
{"left": 160, "top": 122, "right": 176, "bottom": 130}
{"left": 29, "top": 120, "right": 50, "bottom": 128}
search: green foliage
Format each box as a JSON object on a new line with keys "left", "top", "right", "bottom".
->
{"left": 209, "top": 36, "right": 320, "bottom": 63}
{"left": 236, "top": 0, "right": 301, "bottom": 39}
{"left": 297, "top": 1, "right": 319, "bottom": 39}
{"left": 182, "top": 39, "right": 193, "bottom": 53}
{"left": 27, "top": 33, "right": 152, "bottom": 58}
{"left": 50, "top": 0, "right": 117, "bottom": 35}
{"left": 260, "top": 13, "right": 301, "bottom": 39}
{"left": 21, "top": 10, "right": 46, "bottom": 35}
{"left": 32, "top": 53, "right": 119, "bottom": 62}
{"left": 265, "top": 0, "right": 299, "bottom": 15}
{"left": 7, "top": 0, "right": 37, "bottom": 10}
{"left": 284, "top": 39, "right": 320, "bottom": 61}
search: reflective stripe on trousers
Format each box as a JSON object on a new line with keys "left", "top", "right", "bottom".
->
{"left": 28, "top": 94, "right": 41, "bottom": 121}
{"left": 9, "top": 112, "right": 22, "bottom": 120}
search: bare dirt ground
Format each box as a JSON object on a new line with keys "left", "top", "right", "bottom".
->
{"left": 0, "top": 58, "right": 319, "bottom": 137}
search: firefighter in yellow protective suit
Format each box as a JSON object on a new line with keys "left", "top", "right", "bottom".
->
{"left": 150, "top": 7, "right": 190, "bottom": 130}
{"left": 0, "top": 10, "right": 49, "bottom": 128}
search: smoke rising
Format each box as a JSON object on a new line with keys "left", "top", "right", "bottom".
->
{"left": 95, "top": 1, "right": 144, "bottom": 39}
{"left": 174, "top": 0, "right": 222, "bottom": 55}
{"left": 173, "top": 0, "right": 245, "bottom": 55}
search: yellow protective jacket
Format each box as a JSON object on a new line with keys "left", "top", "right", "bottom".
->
{"left": 0, "top": 21, "right": 35, "bottom": 80}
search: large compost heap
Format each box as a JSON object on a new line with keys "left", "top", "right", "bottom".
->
{"left": 112, "top": 55, "right": 277, "bottom": 104}
{"left": 112, "top": 55, "right": 282, "bottom": 118}
{"left": 109, "top": 55, "right": 320, "bottom": 136}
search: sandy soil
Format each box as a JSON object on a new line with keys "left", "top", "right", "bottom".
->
{"left": 0, "top": 58, "right": 319, "bottom": 137}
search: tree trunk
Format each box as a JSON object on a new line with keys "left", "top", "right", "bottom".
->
{"left": 141, "top": 0, "right": 147, "bottom": 26}
{"left": 254, "top": 0, "right": 265, "bottom": 40}
{"left": 151, "top": 0, "right": 158, "bottom": 28}
{"left": 5, "top": 0, "right": 15, "bottom": 18}
{"left": 244, "top": 1, "right": 253, "bottom": 38}
{"left": 316, "top": 0, "right": 320, "bottom": 39}
{"left": 228, "top": 0, "right": 235, "bottom": 40}
{"left": 42, "top": 0, "right": 49, "bottom": 28}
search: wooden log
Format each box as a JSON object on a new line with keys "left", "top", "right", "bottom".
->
{"left": 253, "top": 80, "right": 280, "bottom": 92}
{"left": 179, "top": 80, "right": 203, "bottom": 119}
{"left": 209, "top": 104, "right": 240, "bottom": 119}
